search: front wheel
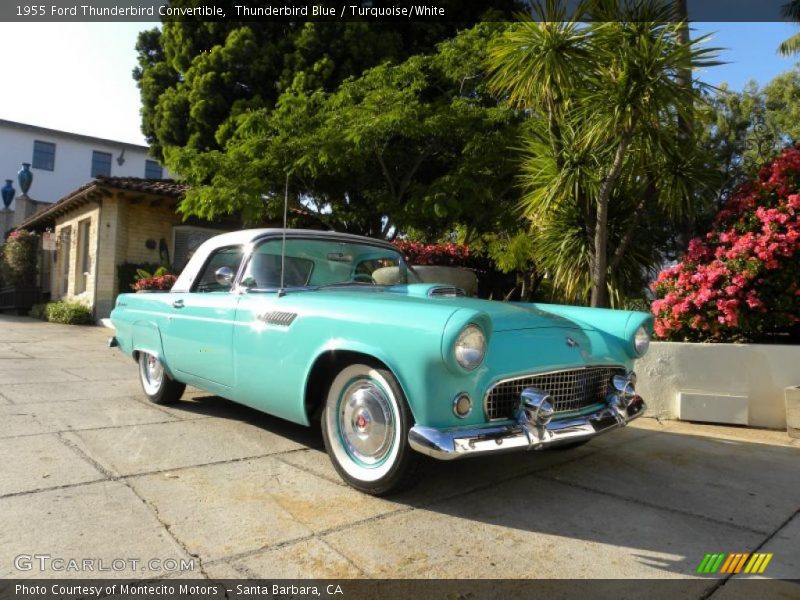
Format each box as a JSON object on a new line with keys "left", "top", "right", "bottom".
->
{"left": 321, "top": 363, "right": 418, "bottom": 495}
{"left": 138, "top": 351, "right": 185, "bottom": 405}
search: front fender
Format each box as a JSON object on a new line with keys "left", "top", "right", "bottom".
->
{"left": 302, "top": 339, "right": 418, "bottom": 423}
{"left": 530, "top": 304, "right": 653, "bottom": 359}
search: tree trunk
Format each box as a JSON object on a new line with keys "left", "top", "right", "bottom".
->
{"left": 609, "top": 177, "right": 655, "bottom": 272}
{"left": 675, "top": 0, "right": 695, "bottom": 249}
{"left": 590, "top": 132, "right": 633, "bottom": 307}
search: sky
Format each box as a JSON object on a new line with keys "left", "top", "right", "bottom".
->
{"left": 0, "top": 21, "right": 798, "bottom": 147}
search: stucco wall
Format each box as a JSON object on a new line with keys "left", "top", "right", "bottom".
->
{"left": 0, "top": 123, "right": 171, "bottom": 206}
{"left": 51, "top": 194, "right": 185, "bottom": 319}
{"left": 52, "top": 203, "right": 100, "bottom": 307}
{"left": 635, "top": 341, "right": 800, "bottom": 430}
{"left": 121, "top": 201, "right": 183, "bottom": 266}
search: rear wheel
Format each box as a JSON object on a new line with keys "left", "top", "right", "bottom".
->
{"left": 138, "top": 351, "right": 185, "bottom": 405}
{"left": 321, "top": 363, "right": 418, "bottom": 495}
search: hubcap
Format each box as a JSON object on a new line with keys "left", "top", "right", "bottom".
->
{"left": 339, "top": 380, "right": 394, "bottom": 466}
{"left": 141, "top": 353, "right": 163, "bottom": 394}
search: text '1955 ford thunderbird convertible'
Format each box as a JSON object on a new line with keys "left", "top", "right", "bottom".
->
{"left": 110, "top": 229, "right": 652, "bottom": 495}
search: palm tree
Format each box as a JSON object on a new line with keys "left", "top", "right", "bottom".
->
{"left": 487, "top": 0, "right": 719, "bottom": 307}
{"left": 779, "top": 1, "right": 800, "bottom": 55}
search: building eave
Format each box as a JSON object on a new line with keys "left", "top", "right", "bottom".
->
{"left": 16, "top": 177, "right": 188, "bottom": 231}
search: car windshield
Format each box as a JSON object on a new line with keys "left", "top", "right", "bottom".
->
{"left": 240, "top": 237, "right": 420, "bottom": 290}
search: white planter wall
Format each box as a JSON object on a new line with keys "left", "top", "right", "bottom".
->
{"left": 634, "top": 341, "right": 800, "bottom": 430}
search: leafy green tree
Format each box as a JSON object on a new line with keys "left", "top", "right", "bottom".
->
{"left": 134, "top": 1, "right": 518, "bottom": 162}
{"left": 698, "top": 68, "right": 800, "bottom": 209}
{"left": 487, "top": 0, "right": 720, "bottom": 307}
{"left": 171, "top": 22, "right": 524, "bottom": 238}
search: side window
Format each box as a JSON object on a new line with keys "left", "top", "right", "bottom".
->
{"left": 192, "top": 246, "right": 244, "bottom": 292}
{"left": 91, "top": 151, "right": 112, "bottom": 177}
{"left": 145, "top": 159, "right": 163, "bottom": 179}
{"left": 33, "top": 141, "right": 56, "bottom": 171}
{"left": 240, "top": 245, "right": 314, "bottom": 289}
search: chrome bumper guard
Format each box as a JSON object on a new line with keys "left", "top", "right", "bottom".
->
{"left": 408, "top": 395, "right": 646, "bottom": 461}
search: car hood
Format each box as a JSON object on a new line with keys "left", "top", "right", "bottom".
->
{"left": 385, "top": 284, "right": 584, "bottom": 332}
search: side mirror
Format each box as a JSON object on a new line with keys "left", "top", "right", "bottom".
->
{"left": 215, "top": 266, "right": 235, "bottom": 287}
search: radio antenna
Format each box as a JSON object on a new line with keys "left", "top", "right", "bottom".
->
{"left": 278, "top": 172, "right": 289, "bottom": 298}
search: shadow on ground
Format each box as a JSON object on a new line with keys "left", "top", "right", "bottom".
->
{"left": 166, "top": 393, "right": 800, "bottom": 581}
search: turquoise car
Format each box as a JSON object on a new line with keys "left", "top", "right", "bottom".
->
{"left": 110, "top": 229, "right": 652, "bottom": 495}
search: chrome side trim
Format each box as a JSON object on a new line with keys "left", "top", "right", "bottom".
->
{"left": 409, "top": 396, "right": 646, "bottom": 461}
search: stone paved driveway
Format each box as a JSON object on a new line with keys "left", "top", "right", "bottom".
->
{"left": 1, "top": 315, "right": 798, "bottom": 594}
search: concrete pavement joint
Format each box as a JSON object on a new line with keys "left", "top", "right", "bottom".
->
{"left": 270, "top": 452, "right": 348, "bottom": 488}
{"left": 0, "top": 416, "right": 198, "bottom": 440}
{"left": 122, "top": 446, "right": 316, "bottom": 481}
{"left": 704, "top": 505, "right": 800, "bottom": 600}
{"left": 529, "top": 472, "right": 769, "bottom": 536}
{"left": 0, "top": 446, "right": 317, "bottom": 502}
{"left": 56, "top": 426, "right": 216, "bottom": 579}
{"left": 204, "top": 447, "right": 599, "bottom": 569}
{"left": 0, "top": 477, "right": 109, "bottom": 500}
{"left": 124, "top": 474, "right": 214, "bottom": 581}
{"left": 55, "top": 431, "right": 117, "bottom": 479}
{"left": 318, "top": 537, "right": 369, "bottom": 577}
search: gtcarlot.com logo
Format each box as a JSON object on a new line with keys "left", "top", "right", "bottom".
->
{"left": 697, "top": 552, "right": 773, "bottom": 575}
{"left": 14, "top": 554, "right": 195, "bottom": 573}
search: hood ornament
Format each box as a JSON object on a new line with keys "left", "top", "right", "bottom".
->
{"left": 565, "top": 336, "right": 579, "bottom": 348}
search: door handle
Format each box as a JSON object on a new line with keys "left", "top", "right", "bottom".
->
{"left": 172, "top": 299, "right": 184, "bottom": 309}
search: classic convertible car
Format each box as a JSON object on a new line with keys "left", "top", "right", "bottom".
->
{"left": 110, "top": 229, "right": 651, "bottom": 495}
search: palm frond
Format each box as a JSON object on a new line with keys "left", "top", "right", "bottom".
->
{"left": 779, "top": 32, "right": 800, "bottom": 56}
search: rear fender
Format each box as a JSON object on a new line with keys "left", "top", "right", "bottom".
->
{"left": 131, "top": 321, "right": 175, "bottom": 377}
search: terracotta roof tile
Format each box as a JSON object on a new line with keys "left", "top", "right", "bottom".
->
{"left": 93, "top": 176, "right": 189, "bottom": 196}
{"left": 17, "top": 176, "right": 187, "bottom": 230}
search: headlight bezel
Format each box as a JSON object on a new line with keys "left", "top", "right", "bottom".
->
{"left": 633, "top": 324, "right": 650, "bottom": 357}
{"left": 453, "top": 324, "right": 486, "bottom": 372}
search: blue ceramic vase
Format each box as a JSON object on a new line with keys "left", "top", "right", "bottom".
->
{"left": 17, "top": 163, "right": 32, "bottom": 195}
{"left": 1, "top": 179, "right": 14, "bottom": 209}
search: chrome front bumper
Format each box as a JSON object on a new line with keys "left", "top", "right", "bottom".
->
{"left": 408, "top": 396, "right": 646, "bottom": 460}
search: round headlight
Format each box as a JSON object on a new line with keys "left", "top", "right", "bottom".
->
{"left": 634, "top": 325, "right": 650, "bottom": 356}
{"left": 454, "top": 325, "right": 486, "bottom": 371}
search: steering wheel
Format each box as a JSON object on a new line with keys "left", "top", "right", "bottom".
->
{"left": 351, "top": 273, "right": 375, "bottom": 284}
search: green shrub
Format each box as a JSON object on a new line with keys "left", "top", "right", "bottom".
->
{"left": 43, "top": 300, "right": 93, "bottom": 325}
{"left": 2, "top": 229, "right": 39, "bottom": 287}
{"left": 28, "top": 303, "right": 48, "bottom": 320}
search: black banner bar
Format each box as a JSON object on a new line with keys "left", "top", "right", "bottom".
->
{"left": 0, "top": 1, "right": 796, "bottom": 23}
{"left": 1, "top": 579, "right": 799, "bottom": 600}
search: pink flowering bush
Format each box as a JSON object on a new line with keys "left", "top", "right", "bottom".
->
{"left": 652, "top": 146, "right": 800, "bottom": 342}
{"left": 393, "top": 240, "right": 471, "bottom": 267}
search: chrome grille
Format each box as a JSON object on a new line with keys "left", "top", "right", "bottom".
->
{"left": 485, "top": 366, "right": 625, "bottom": 420}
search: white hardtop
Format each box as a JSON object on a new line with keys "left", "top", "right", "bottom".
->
{"left": 171, "top": 228, "right": 396, "bottom": 292}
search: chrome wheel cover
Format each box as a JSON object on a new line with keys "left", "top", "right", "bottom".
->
{"left": 140, "top": 353, "right": 164, "bottom": 395}
{"left": 338, "top": 380, "right": 395, "bottom": 466}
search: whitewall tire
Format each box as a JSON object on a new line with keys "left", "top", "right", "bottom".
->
{"left": 322, "top": 363, "right": 417, "bottom": 495}
{"left": 138, "top": 351, "right": 185, "bottom": 405}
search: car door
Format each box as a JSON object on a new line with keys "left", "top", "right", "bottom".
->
{"left": 161, "top": 245, "right": 244, "bottom": 387}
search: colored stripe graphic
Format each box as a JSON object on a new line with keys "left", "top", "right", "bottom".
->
{"left": 700, "top": 553, "right": 774, "bottom": 575}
